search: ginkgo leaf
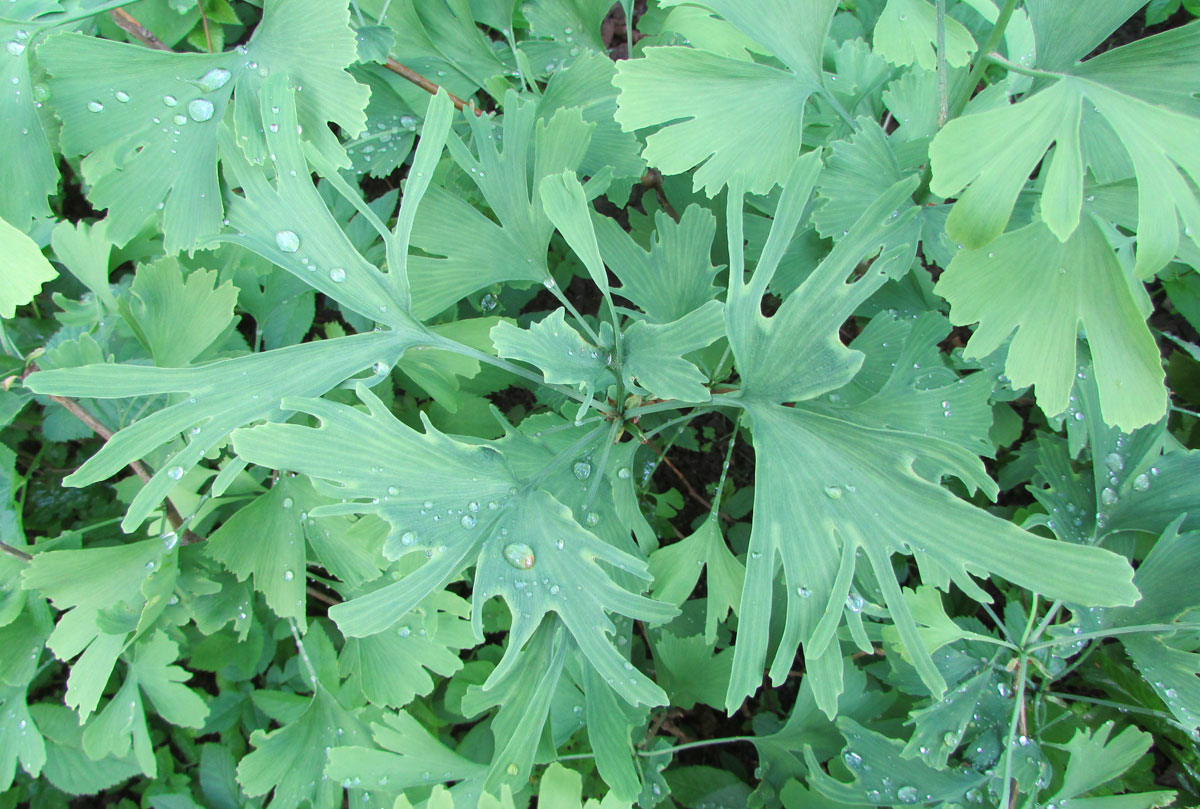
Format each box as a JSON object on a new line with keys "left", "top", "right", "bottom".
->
{"left": 622, "top": 301, "right": 725, "bottom": 403}
{"left": 539, "top": 51, "right": 646, "bottom": 185}
{"left": 40, "top": 0, "right": 368, "bottom": 252}
{"left": 804, "top": 718, "right": 987, "bottom": 806}
{"left": 591, "top": 204, "right": 720, "bottom": 327}
{"left": 231, "top": 384, "right": 675, "bottom": 707}
{"left": 118, "top": 258, "right": 238, "bottom": 367}
{"left": 0, "top": 14, "right": 57, "bottom": 229}
{"left": 20, "top": 538, "right": 170, "bottom": 719}
{"left": 491, "top": 310, "right": 615, "bottom": 393}
{"left": 25, "top": 329, "right": 426, "bottom": 530}
{"left": 0, "top": 683, "right": 45, "bottom": 791}
{"left": 82, "top": 632, "right": 208, "bottom": 777}
{"left": 873, "top": 0, "right": 977, "bottom": 70}
{"left": 409, "top": 93, "right": 594, "bottom": 317}
{"left": 49, "top": 220, "right": 115, "bottom": 310}
{"left": 614, "top": 0, "right": 839, "bottom": 195}
{"left": 0, "top": 213, "right": 57, "bottom": 318}
{"left": 648, "top": 514, "right": 743, "bottom": 643}
{"left": 237, "top": 686, "right": 370, "bottom": 809}
{"left": 339, "top": 590, "right": 474, "bottom": 709}
{"left": 205, "top": 478, "right": 310, "bottom": 626}
{"left": 930, "top": 23, "right": 1200, "bottom": 273}
{"left": 218, "top": 75, "right": 417, "bottom": 329}
{"left": 462, "top": 622, "right": 567, "bottom": 794}
{"left": 721, "top": 154, "right": 1140, "bottom": 715}
{"left": 1042, "top": 722, "right": 1176, "bottom": 808}
{"left": 935, "top": 215, "right": 1168, "bottom": 431}
{"left": 324, "top": 709, "right": 487, "bottom": 800}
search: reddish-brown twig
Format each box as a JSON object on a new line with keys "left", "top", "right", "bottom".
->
{"left": 110, "top": 9, "right": 170, "bottom": 51}
{"left": 384, "top": 58, "right": 482, "bottom": 116}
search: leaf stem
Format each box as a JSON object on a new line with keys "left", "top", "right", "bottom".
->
{"left": 0, "top": 540, "right": 32, "bottom": 562}
{"left": 1043, "top": 691, "right": 1176, "bottom": 722}
{"left": 111, "top": 8, "right": 170, "bottom": 50}
{"left": 1027, "top": 622, "right": 1200, "bottom": 652}
{"left": 383, "top": 58, "right": 482, "bottom": 116}
{"left": 1000, "top": 594, "right": 1039, "bottom": 809}
{"left": 949, "top": 0, "right": 1021, "bottom": 117}
{"left": 553, "top": 735, "right": 755, "bottom": 762}
{"left": 981, "top": 52, "right": 1062, "bottom": 82}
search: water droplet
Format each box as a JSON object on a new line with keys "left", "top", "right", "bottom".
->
{"left": 283, "top": 570, "right": 294, "bottom": 581}
{"left": 400, "top": 115, "right": 417, "bottom": 129}
{"left": 843, "top": 751, "right": 862, "bottom": 769}
{"left": 997, "top": 682, "right": 1012, "bottom": 698}
{"left": 824, "top": 485, "right": 843, "bottom": 499}
{"left": 897, "top": 785, "right": 919, "bottom": 804}
{"left": 461, "top": 514, "right": 477, "bottom": 529}
{"left": 400, "top": 530, "right": 417, "bottom": 546}
{"left": 162, "top": 532, "right": 178, "bottom": 550}
{"left": 386, "top": 485, "right": 399, "bottom": 496}
{"left": 167, "top": 466, "right": 184, "bottom": 480}
{"left": 480, "top": 293, "right": 498, "bottom": 311}
{"left": 506, "top": 762, "right": 519, "bottom": 777}
{"left": 617, "top": 468, "right": 631, "bottom": 479}
{"left": 188, "top": 97, "right": 214, "bottom": 122}
{"left": 1100, "top": 487, "right": 1119, "bottom": 506}
{"left": 943, "top": 731, "right": 957, "bottom": 747}
{"left": 329, "top": 267, "right": 346, "bottom": 283}
{"left": 87, "top": 100, "right": 104, "bottom": 112}
{"left": 1132, "top": 473, "right": 1150, "bottom": 491}
{"left": 172, "top": 113, "right": 187, "bottom": 125}
{"left": 796, "top": 586, "right": 811, "bottom": 598}
{"left": 33, "top": 83, "right": 49, "bottom": 102}
{"left": 275, "top": 230, "right": 300, "bottom": 252}
{"left": 573, "top": 460, "right": 592, "bottom": 480}
{"left": 585, "top": 512, "right": 600, "bottom": 527}
{"left": 114, "top": 89, "right": 131, "bottom": 103}
{"left": 503, "top": 543, "right": 535, "bottom": 569}
{"left": 1104, "top": 452, "right": 1124, "bottom": 473}
{"left": 845, "top": 592, "right": 864, "bottom": 612}
{"left": 163, "top": 94, "right": 178, "bottom": 106}
{"left": 198, "top": 67, "right": 232, "bottom": 91}
{"left": 398, "top": 626, "right": 411, "bottom": 637}
{"left": 5, "top": 40, "right": 25, "bottom": 56}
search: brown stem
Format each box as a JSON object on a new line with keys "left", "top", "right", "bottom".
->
{"left": 196, "top": 0, "right": 213, "bottom": 53}
{"left": 384, "top": 58, "right": 481, "bottom": 116}
{"left": 1, "top": 541, "right": 32, "bottom": 562}
{"left": 640, "top": 169, "right": 680, "bottom": 223}
{"left": 24, "top": 364, "right": 202, "bottom": 546}
{"left": 110, "top": 9, "right": 170, "bottom": 51}
{"left": 306, "top": 585, "right": 339, "bottom": 606}
{"left": 645, "top": 439, "right": 734, "bottom": 524}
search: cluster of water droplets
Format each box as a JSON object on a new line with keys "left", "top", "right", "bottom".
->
{"left": 841, "top": 748, "right": 927, "bottom": 804}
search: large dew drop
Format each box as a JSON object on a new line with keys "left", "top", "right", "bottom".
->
{"left": 275, "top": 230, "right": 300, "bottom": 252}
{"left": 503, "top": 543, "right": 535, "bottom": 570}
{"left": 896, "top": 786, "right": 919, "bottom": 804}
{"left": 198, "top": 67, "right": 232, "bottom": 91}
{"left": 573, "top": 460, "right": 592, "bottom": 480}
{"left": 87, "top": 100, "right": 104, "bottom": 113}
{"left": 6, "top": 41, "right": 26, "bottom": 56}
{"left": 329, "top": 267, "right": 346, "bottom": 283}
{"left": 188, "top": 98, "right": 215, "bottom": 122}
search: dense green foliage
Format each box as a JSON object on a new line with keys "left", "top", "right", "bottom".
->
{"left": 2, "top": 1, "right": 1200, "bottom": 807}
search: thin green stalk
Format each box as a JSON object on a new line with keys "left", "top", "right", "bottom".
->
{"left": 981, "top": 52, "right": 1061, "bottom": 82}
{"left": 948, "top": 0, "right": 1021, "bottom": 118}
{"left": 1000, "top": 595, "right": 1040, "bottom": 809}
{"left": 553, "top": 735, "right": 755, "bottom": 762}
{"left": 1045, "top": 692, "right": 1176, "bottom": 722}
{"left": 707, "top": 414, "right": 741, "bottom": 516}
{"left": 638, "top": 408, "right": 715, "bottom": 442}
{"left": 1028, "top": 623, "right": 1200, "bottom": 652}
